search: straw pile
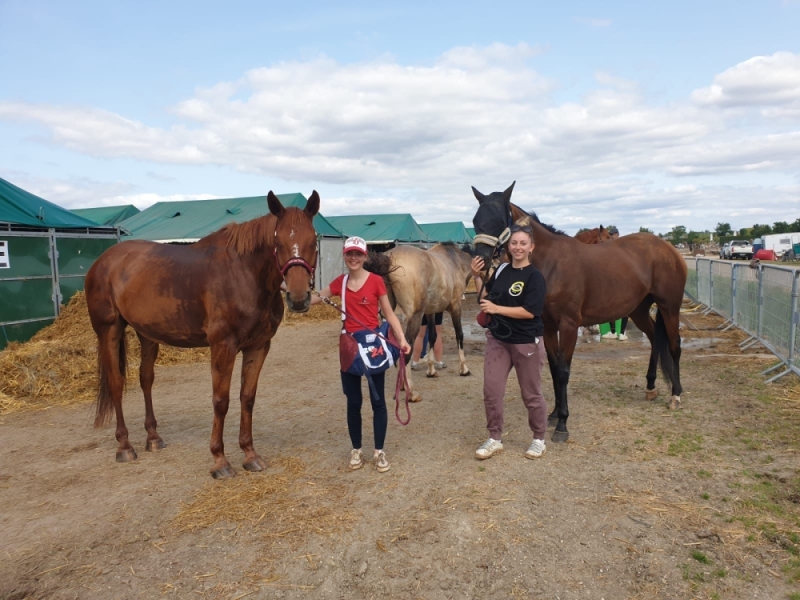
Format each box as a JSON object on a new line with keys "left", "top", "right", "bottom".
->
{"left": 0, "top": 292, "right": 210, "bottom": 415}
{"left": 282, "top": 297, "right": 341, "bottom": 324}
{"left": 172, "top": 455, "right": 355, "bottom": 551}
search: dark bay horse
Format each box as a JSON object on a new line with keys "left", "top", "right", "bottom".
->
{"left": 85, "top": 191, "right": 320, "bottom": 478}
{"left": 574, "top": 226, "right": 611, "bottom": 244}
{"left": 368, "top": 243, "right": 473, "bottom": 402}
{"left": 471, "top": 182, "right": 687, "bottom": 442}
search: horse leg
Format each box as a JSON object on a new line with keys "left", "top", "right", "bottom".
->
{"left": 425, "top": 314, "right": 438, "bottom": 378}
{"left": 239, "top": 344, "right": 270, "bottom": 472}
{"left": 208, "top": 341, "right": 238, "bottom": 479}
{"left": 448, "top": 306, "right": 471, "bottom": 376}
{"left": 404, "top": 312, "right": 424, "bottom": 402}
{"left": 544, "top": 329, "right": 560, "bottom": 427}
{"left": 96, "top": 321, "right": 135, "bottom": 462}
{"left": 136, "top": 333, "right": 165, "bottom": 452}
{"left": 629, "top": 299, "right": 659, "bottom": 401}
{"left": 659, "top": 308, "right": 683, "bottom": 410}
{"left": 551, "top": 323, "right": 578, "bottom": 443}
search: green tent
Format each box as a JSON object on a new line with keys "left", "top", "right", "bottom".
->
{"left": 72, "top": 205, "right": 140, "bottom": 226}
{"left": 0, "top": 177, "right": 102, "bottom": 229}
{"left": 120, "top": 194, "right": 343, "bottom": 242}
{"left": 419, "top": 222, "right": 473, "bottom": 244}
{"left": 466, "top": 227, "right": 476, "bottom": 238}
{"left": 326, "top": 214, "right": 430, "bottom": 244}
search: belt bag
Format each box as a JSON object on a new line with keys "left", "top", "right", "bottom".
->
{"left": 338, "top": 274, "right": 400, "bottom": 376}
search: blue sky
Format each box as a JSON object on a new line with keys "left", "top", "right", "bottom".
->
{"left": 2, "top": 0, "right": 800, "bottom": 234}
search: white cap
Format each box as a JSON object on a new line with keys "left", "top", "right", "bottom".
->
{"left": 343, "top": 236, "right": 368, "bottom": 255}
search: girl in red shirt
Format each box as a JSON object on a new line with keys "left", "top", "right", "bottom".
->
{"left": 312, "top": 236, "right": 410, "bottom": 473}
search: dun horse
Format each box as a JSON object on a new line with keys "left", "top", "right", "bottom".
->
{"left": 85, "top": 192, "right": 320, "bottom": 478}
{"left": 368, "top": 243, "right": 473, "bottom": 402}
{"left": 471, "top": 182, "right": 687, "bottom": 442}
{"left": 574, "top": 226, "right": 611, "bottom": 244}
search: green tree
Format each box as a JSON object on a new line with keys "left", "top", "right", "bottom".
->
{"left": 575, "top": 227, "right": 590, "bottom": 235}
{"left": 715, "top": 222, "right": 733, "bottom": 237}
{"left": 667, "top": 225, "right": 687, "bottom": 244}
{"left": 639, "top": 226, "right": 653, "bottom": 234}
{"left": 790, "top": 218, "right": 800, "bottom": 232}
{"left": 773, "top": 221, "right": 791, "bottom": 233}
{"left": 751, "top": 223, "right": 773, "bottom": 238}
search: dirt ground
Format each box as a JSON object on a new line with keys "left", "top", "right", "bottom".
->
{"left": 2, "top": 298, "right": 800, "bottom": 600}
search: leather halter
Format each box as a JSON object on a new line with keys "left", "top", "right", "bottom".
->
{"left": 274, "top": 244, "right": 317, "bottom": 284}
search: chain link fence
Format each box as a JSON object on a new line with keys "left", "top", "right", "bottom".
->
{"left": 684, "top": 257, "right": 800, "bottom": 383}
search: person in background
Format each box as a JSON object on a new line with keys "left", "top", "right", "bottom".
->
{"left": 601, "top": 226, "right": 629, "bottom": 341}
{"left": 410, "top": 312, "right": 446, "bottom": 371}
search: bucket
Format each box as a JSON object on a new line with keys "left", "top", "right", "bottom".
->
{"left": 599, "top": 319, "right": 622, "bottom": 336}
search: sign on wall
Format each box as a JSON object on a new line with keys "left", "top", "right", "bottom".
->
{"left": 0, "top": 240, "right": 9, "bottom": 269}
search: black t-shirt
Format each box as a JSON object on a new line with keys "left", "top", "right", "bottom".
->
{"left": 485, "top": 263, "right": 546, "bottom": 343}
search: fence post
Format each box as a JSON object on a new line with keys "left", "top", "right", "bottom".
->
{"left": 789, "top": 271, "right": 799, "bottom": 370}
{"left": 724, "top": 264, "right": 737, "bottom": 331}
{"left": 756, "top": 265, "right": 764, "bottom": 339}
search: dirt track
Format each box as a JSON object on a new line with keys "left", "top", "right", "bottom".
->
{"left": 1, "top": 301, "right": 799, "bottom": 599}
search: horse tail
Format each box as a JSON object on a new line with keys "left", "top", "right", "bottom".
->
{"left": 654, "top": 309, "right": 677, "bottom": 386}
{"left": 365, "top": 252, "right": 398, "bottom": 310}
{"left": 94, "top": 332, "right": 127, "bottom": 427}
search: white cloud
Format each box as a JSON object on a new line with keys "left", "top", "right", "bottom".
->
{"left": 2, "top": 47, "right": 800, "bottom": 234}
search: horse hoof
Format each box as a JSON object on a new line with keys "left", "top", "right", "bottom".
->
{"left": 551, "top": 430, "right": 570, "bottom": 443}
{"left": 645, "top": 388, "right": 659, "bottom": 402}
{"left": 410, "top": 394, "right": 422, "bottom": 403}
{"left": 211, "top": 465, "right": 236, "bottom": 479}
{"left": 668, "top": 396, "right": 682, "bottom": 410}
{"left": 243, "top": 457, "right": 267, "bottom": 472}
{"left": 146, "top": 438, "right": 166, "bottom": 452}
{"left": 115, "top": 448, "right": 138, "bottom": 463}
{"left": 426, "top": 372, "right": 438, "bottom": 378}
{"left": 460, "top": 370, "right": 472, "bottom": 377}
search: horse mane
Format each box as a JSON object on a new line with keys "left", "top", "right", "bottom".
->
{"left": 515, "top": 206, "right": 567, "bottom": 236}
{"left": 201, "top": 209, "right": 308, "bottom": 256}
{"left": 364, "top": 252, "right": 400, "bottom": 278}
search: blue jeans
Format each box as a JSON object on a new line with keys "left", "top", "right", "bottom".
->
{"left": 340, "top": 371, "right": 387, "bottom": 450}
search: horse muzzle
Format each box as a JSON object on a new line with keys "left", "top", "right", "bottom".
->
{"left": 285, "top": 291, "right": 312, "bottom": 313}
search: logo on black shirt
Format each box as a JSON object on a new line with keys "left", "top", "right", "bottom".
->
{"left": 509, "top": 281, "right": 524, "bottom": 297}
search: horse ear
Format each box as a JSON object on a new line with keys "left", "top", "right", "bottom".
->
{"left": 304, "top": 191, "right": 320, "bottom": 218}
{"left": 267, "top": 191, "right": 285, "bottom": 217}
{"left": 599, "top": 225, "right": 605, "bottom": 232}
{"left": 502, "top": 181, "right": 516, "bottom": 204}
{"left": 472, "top": 186, "right": 486, "bottom": 203}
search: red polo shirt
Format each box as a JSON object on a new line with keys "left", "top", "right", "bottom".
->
{"left": 329, "top": 273, "right": 387, "bottom": 333}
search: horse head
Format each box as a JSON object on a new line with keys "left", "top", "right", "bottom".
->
{"left": 268, "top": 190, "right": 320, "bottom": 313}
{"left": 471, "top": 181, "right": 516, "bottom": 274}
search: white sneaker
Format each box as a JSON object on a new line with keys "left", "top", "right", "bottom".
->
{"left": 525, "top": 439, "right": 546, "bottom": 459}
{"left": 410, "top": 361, "right": 422, "bottom": 371}
{"left": 434, "top": 361, "right": 447, "bottom": 370}
{"left": 349, "top": 448, "right": 364, "bottom": 470}
{"left": 601, "top": 332, "right": 617, "bottom": 339}
{"left": 617, "top": 333, "right": 628, "bottom": 341}
{"left": 475, "top": 438, "right": 503, "bottom": 460}
{"left": 375, "top": 450, "right": 390, "bottom": 473}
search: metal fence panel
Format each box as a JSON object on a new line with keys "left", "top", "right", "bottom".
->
{"left": 734, "top": 263, "right": 760, "bottom": 337}
{"left": 710, "top": 261, "right": 733, "bottom": 320}
{"left": 696, "top": 258, "right": 711, "bottom": 306}
{"left": 684, "top": 258, "right": 698, "bottom": 301}
{"left": 759, "top": 267, "right": 795, "bottom": 361}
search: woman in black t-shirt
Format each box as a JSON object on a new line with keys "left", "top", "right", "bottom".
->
{"left": 471, "top": 224, "right": 548, "bottom": 461}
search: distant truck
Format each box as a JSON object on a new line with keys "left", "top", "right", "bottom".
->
{"left": 728, "top": 240, "right": 753, "bottom": 260}
{"left": 752, "top": 233, "right": 800, "bottom": 258}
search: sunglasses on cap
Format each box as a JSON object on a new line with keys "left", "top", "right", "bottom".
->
{"left": 510, "top": 224, "right": 533, "bottom": 234}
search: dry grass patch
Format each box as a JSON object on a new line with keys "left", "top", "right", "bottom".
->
{"left": 172, "top": 455, "right": 355, "bottom": 552}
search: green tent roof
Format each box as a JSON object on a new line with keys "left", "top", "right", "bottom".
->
{"left": 120, "top": 194, "right": 343, "bottom": 242}
{"left": 0, "top": 177, "right": 106, "bottom": 229}
{"left": 326, "top": 214, "right": 430, "bottom": 244}
{"left": 72, "top": 205, "right": 140, "bottom": 226}
{"left": 466, "top": 227, "right": 476, "bottom": 238}
{"left": 419, "top": 222, "right": 473, "bottom": 244}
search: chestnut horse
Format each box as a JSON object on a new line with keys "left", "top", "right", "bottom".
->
{"left": 367, "top": 243, "right": 473, "bottom": 402}
{"left": 85, "top": 192, "right": 320, "bottom": 478}
{"left": 574, "top": 226, "right": 611, "bottom": 244}
{"left": 471, "top": 182, "right": 686, "bottom": 442}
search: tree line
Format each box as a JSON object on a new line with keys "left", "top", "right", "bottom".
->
{"left": 661, "top": 218, "right": 800, "bottom": 245}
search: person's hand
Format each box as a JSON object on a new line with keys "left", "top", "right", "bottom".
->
{"left": 400, "top": 339, "right": 411, "bottom": 354}
{"left": 480, "top": 299, "right": 499, "bottom": 315}
{"left": 471, "top": 256, "right": 485, "bottom": 278}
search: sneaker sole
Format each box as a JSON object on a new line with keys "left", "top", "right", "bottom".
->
{"left": 376, "top": 464, "right": 390, "bottom": 473}
{"left": 524, "top": 450, "right": 546, "bottom": 459}
{"left": 475, "top": 449, "right": 502, "bottom": 460}
{"left": 349, "top": 462, "right": 364, "bottom": 470}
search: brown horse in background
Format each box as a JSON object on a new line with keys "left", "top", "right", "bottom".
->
{"left": 368, "top": 243, "right": 473, "bottom": 402}
{"left": 471, "top": 182, "right": 687, "bottom": 442}
{"left": 574, "top": 226, "right": 611, "bottom": 244}
{"left": 85, "top": 192, "right": 320, "bottom": 478}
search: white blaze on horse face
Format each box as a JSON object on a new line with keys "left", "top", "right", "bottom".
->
{"left": 290, "top": 228, "right": 296, "bottom": 239}
{"left": 292, "top": 243, "right": 299, "bottom": 258}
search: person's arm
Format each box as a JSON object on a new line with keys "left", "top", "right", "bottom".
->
{"left": 378, "top": 294, "right": 411, "bottom": 354}
{"left": 479, "top": 301, "right": 534, "bottom": 320}
{"left": 471, "top": 256, "right": 490, "bottom": 300}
